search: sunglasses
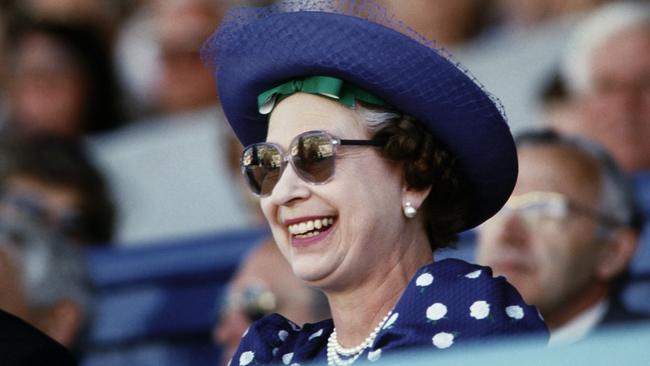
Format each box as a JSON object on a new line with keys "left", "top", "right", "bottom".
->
{"left": 241, "top": 130, "right": 384, "bottom": 197}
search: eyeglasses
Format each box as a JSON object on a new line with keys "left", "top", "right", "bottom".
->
{"left": 0, "top": 194, "right": 83, "bottom": 240}
{"left": 219, "top": 285, "right": 278, "bottom": 322}
{"left": 240, "top": 130, "right": 384, "bottom": 197}
{"left": 498, "top": 191, "right": 622, "bottom": 228}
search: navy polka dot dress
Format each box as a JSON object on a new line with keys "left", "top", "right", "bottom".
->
{"left": 230, "top": 259, "right": 548, "bottom": 366}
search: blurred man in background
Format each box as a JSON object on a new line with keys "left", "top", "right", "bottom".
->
{"left": 0, "top": 209, "right": 90, "bottom": 351}
{"left": 477, "top": 130, "right": 646, "bottom": 345}
{"left": 214, "top": 240, "right": 329, "bottom": 366}
{"left": 556, "top": 1, "right": 650, "bottom": 173}
{"left": 0, "top": 135, "right": 115, "bottom": 355}
{"left": 0, "top": 135, "right": 115, "bottom": 246}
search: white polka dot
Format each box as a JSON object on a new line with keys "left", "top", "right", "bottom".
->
{"left": 309, "top": 328, "right": 323, "bottom": 340}
{"left": 465, "top": 270, "right": 482, "bottom": 279}
{"left": 288, "top": 321, "right": 301, "bottom": 331}
{"left": 432, "top": 332, "right": 454, "bottom": 349}
{"left": 506, "top": 305, "right": 524, "bottom": 320}
{"left": 383, "top": 313, "right": 399, "bottom": 329}
{"left": 272, "top": 348, "right": 279, "bottom": 357}
{"left": 278, "top": 330, "right": 289, "bottom": 341}
{"left": 227, "top": 358, "right": 232, "bottom": 366}
{"left": 470, "top": 300, "right": 490, "bottom": 320}
{"left": 426, "top": 303, "right": 448, "bottom": 321}
{"left": 416, "top": 273, "right": 434, "bottom": 287}
{"left": 368, "top": 348, "right": 382, "bottom": 362}
{"left": 239, "top": 351, "right": 255, "bottom": 366}
{"left": 290, "top": 364, "right": 300, "bottom": 366}
{"left": 282, "top": 352, "right": 294, "bottom": 365}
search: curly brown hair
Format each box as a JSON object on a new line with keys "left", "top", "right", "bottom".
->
{"left": 361, "top": 106, "right": 471, "bottom": 251}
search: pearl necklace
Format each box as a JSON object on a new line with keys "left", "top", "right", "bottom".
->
{"left": 327, "top": 310, "right": 393, "bottom": 366}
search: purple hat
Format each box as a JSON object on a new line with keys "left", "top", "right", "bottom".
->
{"left": 203, "top": 0, "right": 517, "bottom": 230}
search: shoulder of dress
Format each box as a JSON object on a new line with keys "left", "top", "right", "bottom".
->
{"left": 379, "top": 259, "right": 548, "bottom": 351}
{"left": 411, "top": 258, "right": 495, "bottom": 286}
{"left": 231, "top": 314, "right": 333, "bottom": 365}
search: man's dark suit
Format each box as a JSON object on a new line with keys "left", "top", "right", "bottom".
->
{"left": 0, "top": 309, "right": 76, "bottom": 365}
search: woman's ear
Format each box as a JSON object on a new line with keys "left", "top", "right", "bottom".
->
{"left": 595, "top": 227, "right": 639, "bottom": 281}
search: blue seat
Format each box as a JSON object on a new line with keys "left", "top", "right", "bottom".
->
{"left": 630, "top": 172, "right": 650, "bottom": 275}
{"left": 623, "top": 172, "right": 650, "bottom": 315}
{"left": 81, "top": 227, "right": 268, "bottom": 366}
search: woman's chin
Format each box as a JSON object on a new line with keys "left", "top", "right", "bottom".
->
{"left": 290, "top": 256, "right": 337, "bottom": 285}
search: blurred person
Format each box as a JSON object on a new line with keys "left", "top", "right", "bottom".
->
{"left": 3, "top": 19, "right": 124, "bottom": 139}
{"left": 15, "top": 0, "right": 119, "bottom": 36}
{"left": 379, "top": 0, "right": 493, "bottom": 48}
{"left": 495, "top": 0, "right": 606, "bottom": 28}
{"left": 453, "top": 0, "right": 609, "bottom": 133}
{"left": 557, "top": 1, "right": 650, "bottom": 173}
{"left": 115, "top": 0, "right": 225, "bottom": 116}
{"left": 89, "top": 0, "right": 256, "bottom": 244}
{"left": 477, "top": 130, "right": 646, "bottom": 345}
{"left": 0, "top": 207, "right": 91, "bottom": 353}
{"left": 214, "top": 240, "right": 329, "bottom": 366}
{"left": 152, "top": 0, "right": 222, "bottom": 113}
{"left": 0, "top": 135, "right": 116, "bottom": 245}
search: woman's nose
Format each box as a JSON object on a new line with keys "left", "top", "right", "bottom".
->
{"left": 268, "top": 161, "right": 310, "bottom": 206}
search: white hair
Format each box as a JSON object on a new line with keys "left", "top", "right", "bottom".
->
{"left": 354, "top": 103, "right": 401, "bottom": 132}
{"left": 561, "top": 1, "right": 650, "bottom": 95}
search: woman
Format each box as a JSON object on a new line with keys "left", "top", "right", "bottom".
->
{"left": 203, "top": 1, "right": 548, "bottom": 365}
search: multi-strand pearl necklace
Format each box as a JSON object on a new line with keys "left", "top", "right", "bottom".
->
{"left": 326, "top": 310, "right": 393, "bottom": 366}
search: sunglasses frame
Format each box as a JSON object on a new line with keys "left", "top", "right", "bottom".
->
{"left": 241, "top": 130, "right": 384, "bottom": 197}
{"left": 502, "top": 191, "right": 623, "bottom": 228}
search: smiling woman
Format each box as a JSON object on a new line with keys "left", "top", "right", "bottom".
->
{"left": 202, "top": 0, "right": 548, "bottom": 365}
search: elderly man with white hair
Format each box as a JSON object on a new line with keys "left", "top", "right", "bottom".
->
{"left": 554, "top": 1, "right": 650, "bottom": 173}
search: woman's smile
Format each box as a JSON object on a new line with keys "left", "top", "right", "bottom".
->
{"left": 285, "top": 215, "right": 338, "bottom": 247}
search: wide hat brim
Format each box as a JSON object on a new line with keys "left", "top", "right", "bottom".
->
{"left": 208, "top": 9, "right": 517, "bottom": 230}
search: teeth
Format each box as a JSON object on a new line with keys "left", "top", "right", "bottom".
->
{"left": 295, "top": 230, "right": 321, "bottom": 239}
{"left": 288, "top": 217, "right": 335, "bottom": 235}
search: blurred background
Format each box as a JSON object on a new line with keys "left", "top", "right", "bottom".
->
{"left": 0, "top": 0, "right": 649, "bottom": 365}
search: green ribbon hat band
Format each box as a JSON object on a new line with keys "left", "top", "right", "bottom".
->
{"left": 257, "top": 76, "right": 386, "bottom": 115}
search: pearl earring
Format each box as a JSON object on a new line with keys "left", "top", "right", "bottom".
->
{"left": 403, "top": 201, "right": 417, "bottom": 218}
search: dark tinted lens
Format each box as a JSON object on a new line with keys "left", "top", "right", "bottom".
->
{"left": 290, "top": 132, "right": 335, "bottom": 183}
{"left": 241, "top": 144, "right": 283, "bottom": 196}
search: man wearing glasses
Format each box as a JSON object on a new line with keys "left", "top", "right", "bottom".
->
{"left": 477, "top": 129, "right": 647, "bottom": 345}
